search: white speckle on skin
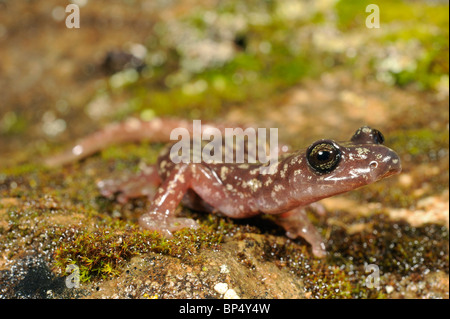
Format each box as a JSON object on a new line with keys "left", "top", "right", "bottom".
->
{"left": 356, "top": 147, "right": 370, "bottom": 156}
{"left": 271, "top": 189, "right": 285, "bottom": 204}
{"left": 280, "top": 163, "right": 289, "bottom": 178}
{"left": 220, "top": 166, "right": 229, "bottom": 181}
{"left": 362, "top": 127, "right": 372, "bottom": 134}
{"left": 259, "top": 161, "right": 278, "bottom": 175}
{"left": 248, "top": 178, "right": 261, "bottom": 192}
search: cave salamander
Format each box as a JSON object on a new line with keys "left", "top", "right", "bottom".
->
{"left": 47, "top": 119, "right": 401, "bottom": 258}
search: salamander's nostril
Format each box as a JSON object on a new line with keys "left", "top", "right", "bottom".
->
{"left": 369, "top": 161, "right": 378, "bottom": 169}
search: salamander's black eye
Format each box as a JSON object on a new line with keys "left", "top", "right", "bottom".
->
{"left": 351, "top": 126, "right": 385, "bottom": 145}
{"left": 372, "top": 129, "right": 385, "bottom": 145}
{"left": 306, "top": 141, "right": 341, "bottom": 174}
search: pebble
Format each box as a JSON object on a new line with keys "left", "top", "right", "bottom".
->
{"left": 224, "top": 289, "right": 240, "bottom": 299}
{"left": 385, "top": 285, "right": 394, "bottom": 294}
{"left": 214, "top": 282, "right": 229, "bottom": 294}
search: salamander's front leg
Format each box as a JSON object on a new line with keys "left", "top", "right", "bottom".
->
{"left": 273, "top": 207, "right": 327, "bottom": 258}
{"left": 139, "top": 164, "right": 199, "bottom": 237}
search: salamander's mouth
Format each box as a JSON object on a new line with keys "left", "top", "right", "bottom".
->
{"left": 379, "top": 165, "right": 402, "bottom": 179}
{"left": 369, "top": 149, "right": 402, "bottom": 181}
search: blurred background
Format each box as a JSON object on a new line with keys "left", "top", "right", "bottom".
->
{"left": 0, "top": 0, "right": 448, "bottom": 161}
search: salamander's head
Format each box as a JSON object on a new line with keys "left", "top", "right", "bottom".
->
{"left": 290, "top": 126, "right": 401, "bottom": 203}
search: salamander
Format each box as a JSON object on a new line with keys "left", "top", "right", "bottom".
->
{"left": 45, "top": 118, "right": 401, "bottom": 258}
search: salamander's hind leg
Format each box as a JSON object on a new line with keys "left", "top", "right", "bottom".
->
{"left": 273, "top": 207, "right": 327, "bottom": 258}
{"left": 97, "top": 165, "right": 161, "bottom": 203}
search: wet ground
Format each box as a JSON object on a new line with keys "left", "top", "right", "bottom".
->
{"left": 0, "top": 0, "right": 448, "bottom": 298}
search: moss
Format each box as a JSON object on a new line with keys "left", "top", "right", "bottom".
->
{"left": 53, "top": 224, "right": 157, "bottom": 282}
{"left": 0, "top": 172, "right": 233, "bottom": 283}
{"left": 389, "top": 128, "right": 449, "bottom": 162}
{"left": 334, "top": 0, "right": 448, "bottom": 89}
{"left": 51, "top": 211, "right": 233, "bottom": 282}
{"left": 335, "top": 0, "right": 449, "bottom": 31}
{"left": 0, "top": 111, "right": 29, "bottom": 135}
{"left": 378, "top": 32, "right": 448, "bottom": 89}
{"left": 100, "top": 141, "right": 162, "bottom": 164}
{"left": 334, "top": 0, "right": 374, "bottom": 31}
{"left": 1, "top": 163, "right": 44, "bottom": 177}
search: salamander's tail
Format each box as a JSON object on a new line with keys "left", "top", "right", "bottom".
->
{"left": 44, "top": 117, "right": 232, "bottom": 167}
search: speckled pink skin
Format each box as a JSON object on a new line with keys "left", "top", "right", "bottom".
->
{"left": 46, "top": 119, "right": 401, "bottom": 258}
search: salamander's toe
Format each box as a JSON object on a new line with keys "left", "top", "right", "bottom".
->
{"left": 274, "top": 208, "right": 327, "bottom": 258}
{"left": 139, "top": 211, "right": 198, "bottom": 237}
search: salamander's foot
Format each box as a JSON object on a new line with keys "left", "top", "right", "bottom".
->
{"left": 274, "top": 208, "right": 327, "bottom": 258}
{"left": 97, "top": 166, "right": 161, "bottom": 203}
{"left": 139, "top": 211, "right": 199, "bottom": 237}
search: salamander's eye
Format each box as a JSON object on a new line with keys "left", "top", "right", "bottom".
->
{"left": 351, "top": 126, "right": 385, "bottom": 145}
{"left": 306, "top": 141, "right": 341, "bottom": 174}
{"left": 372, "top": 129, "right": 385, "bottom": 145}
